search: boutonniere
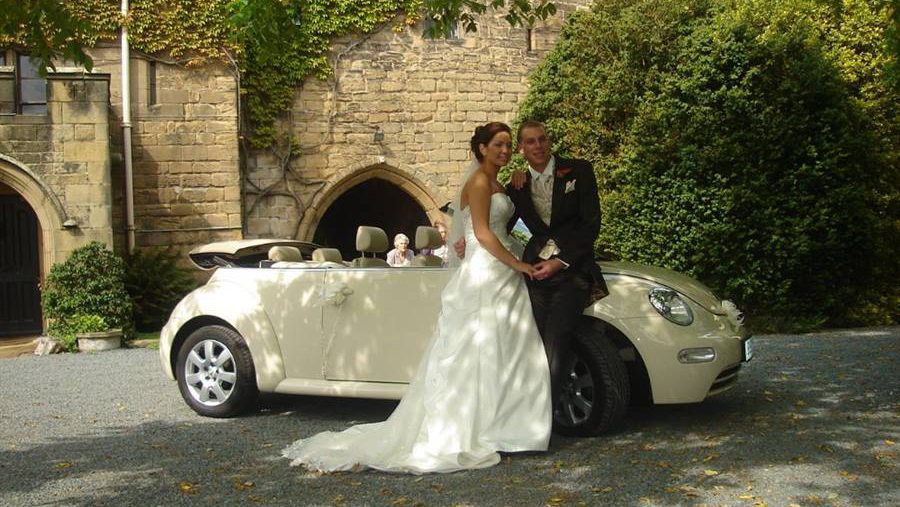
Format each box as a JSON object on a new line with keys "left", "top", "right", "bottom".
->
{"left": 555, "top": 167, "right": 572, "bottom": 178}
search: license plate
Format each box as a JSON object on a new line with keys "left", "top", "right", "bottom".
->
{"left": 742, "top": 337, "right": 754, "bottom": 362}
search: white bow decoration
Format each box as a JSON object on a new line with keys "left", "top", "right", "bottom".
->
{"left": 721, "top": 300, "right": 744, "bottom": 328}
{"left": 322, "top": 282, "right": 353, "bottom": 306}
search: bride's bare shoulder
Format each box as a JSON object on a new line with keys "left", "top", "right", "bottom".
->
{"left": 461, "top": 171, "right": 491, "bottom": 209}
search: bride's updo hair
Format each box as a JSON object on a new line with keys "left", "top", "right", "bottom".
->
{"left": 470, "top": 122, "right": 512, "bottom": 162}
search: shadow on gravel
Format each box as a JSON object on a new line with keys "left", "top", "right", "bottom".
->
{"left": 1, "top": 331, "right": 896, "bottom": 507}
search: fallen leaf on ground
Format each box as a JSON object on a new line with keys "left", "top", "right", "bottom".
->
{"left": 55, "top": 462, "right": 71, "bottom": 469}
{"left": 703, "top": 469, "right": 719, "bottom": 476}
{"left": 178, "top": 481, "right": 199, "bottom": 495}
{"left": 233, "top": 479, "right": 254, "bottom": 492}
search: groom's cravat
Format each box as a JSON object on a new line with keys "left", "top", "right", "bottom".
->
{"left": 528, "top": 158, "right": 562, "bottom": 261}
{"left": 529, "top": 161, "right": 555, "bottom": 226}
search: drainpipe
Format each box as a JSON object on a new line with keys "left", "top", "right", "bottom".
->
{"left": 121, "top": 0, "right": 136, "bottom": 253}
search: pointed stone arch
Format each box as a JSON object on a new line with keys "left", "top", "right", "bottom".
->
{"left": 0, "top": 154, "right": 70, "bottom": 268}
{"left": 297, "top": 157, "right": 450, "bottom": 243}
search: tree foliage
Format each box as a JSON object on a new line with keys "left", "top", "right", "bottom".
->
{"left": 519, "top": 0, "right": 899, "bottom": 328}
{"left": 0, "top": 0, "right": 96, "bottom": 73}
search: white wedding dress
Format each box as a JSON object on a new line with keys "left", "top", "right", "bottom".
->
{"left": 282, "top": 192, "right": 551, "bottom": 474}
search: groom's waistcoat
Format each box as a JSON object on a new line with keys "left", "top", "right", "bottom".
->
{"left": 507, "top": 156, "right": 603, "bottom": 284}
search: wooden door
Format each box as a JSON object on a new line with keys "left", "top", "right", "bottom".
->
{"left": 0, "top": 194, "right": 42, "bottom": 336}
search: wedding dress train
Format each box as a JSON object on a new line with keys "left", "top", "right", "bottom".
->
{"left": 282, "top": 193, "right": 551, "bottom": 474}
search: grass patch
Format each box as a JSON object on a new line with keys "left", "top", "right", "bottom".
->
{"left": 130, "top": 330, "right": 160, "bottom": 349}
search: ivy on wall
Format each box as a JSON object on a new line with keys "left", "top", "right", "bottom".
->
{"left": 1, "top": 0, "right": 420, "bottom": 147}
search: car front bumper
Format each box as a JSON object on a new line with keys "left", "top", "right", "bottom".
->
{"left": 610, "top": 313, "right": 751, "bottom": 404}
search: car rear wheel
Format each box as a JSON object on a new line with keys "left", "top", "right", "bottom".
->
{"left": 176, "top": 325, "right": 258, "bottom": 417}
{"left": 553, "top": 321, "right": 630, "bottom": 436}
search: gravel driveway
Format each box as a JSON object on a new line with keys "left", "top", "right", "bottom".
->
{"left": 1, "top": 328, "right": 897, "bottom": 507}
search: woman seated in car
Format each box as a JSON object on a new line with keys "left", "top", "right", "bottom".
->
{"left": 386, "top": 233, "right": 414, "bottom": 267}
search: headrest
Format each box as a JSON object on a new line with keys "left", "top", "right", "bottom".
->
{"left": 312, "top": 248, "right": 342, "bottom": 263}
{"left": 355, "top": 226, "right": 389, "bottom": 253}
{"left": 268, "top": 246, "right": 302, "bottom": 262}
{"left": 415, "top": 226, "right": 443, "bottom": 250}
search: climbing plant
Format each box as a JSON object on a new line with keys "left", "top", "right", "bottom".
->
{"left": 2, "top": 0, "right": 556, "bottom": 147}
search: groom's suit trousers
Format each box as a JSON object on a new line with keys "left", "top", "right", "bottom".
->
{"left": 526, "top": 269, "right": 593, "bottom": 411}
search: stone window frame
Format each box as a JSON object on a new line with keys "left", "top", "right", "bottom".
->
{"left": 0, "top": 50, "right": 48, "bottom": 116}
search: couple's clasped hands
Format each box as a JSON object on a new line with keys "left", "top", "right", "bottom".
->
{"left": 516, "top": 258, "right": 565, "bottom": 281}
{"left": 452, "top": 238, "right": 564, "bottom": 281}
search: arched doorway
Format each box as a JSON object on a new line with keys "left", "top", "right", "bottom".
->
{"left": 0, "top": 182, "right": 42, "bottom": 336}
{"left": 313, "top": 178, "right": 431, "bottom": 260}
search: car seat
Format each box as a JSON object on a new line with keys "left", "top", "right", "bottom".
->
{"left": 411, "top": 226, "right": 444, "bottom": 267}
{"left": 351, "top": 226, "right": 390, "bottom": 267}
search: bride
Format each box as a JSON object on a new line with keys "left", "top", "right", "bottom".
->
{"left": 282, "top": 122, "right": 552, "bottom": 474}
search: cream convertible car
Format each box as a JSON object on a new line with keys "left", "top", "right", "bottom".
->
{"left": 160, "top": 228, "right": 753, "bottom": 436}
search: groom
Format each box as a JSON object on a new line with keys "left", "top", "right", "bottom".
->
{"left": 506, "top": 120, "right": 606, "bottom": 417}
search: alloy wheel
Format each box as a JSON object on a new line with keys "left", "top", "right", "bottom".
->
{"left": 556, "top": 355, "right": 596, "bottom": 427}
{"left": 182, "top": 339, "right": 237, "bottom": 407}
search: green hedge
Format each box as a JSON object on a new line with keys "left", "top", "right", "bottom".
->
{"left": 124, "top": 248, "right": 198, "bottom": 332}
{"left": 517, "top": 0, "right": 899, "bottom": 329}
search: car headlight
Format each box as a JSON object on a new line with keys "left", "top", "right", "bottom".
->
{"left": 648, "top": 287, "right": 694, "bottom": 326}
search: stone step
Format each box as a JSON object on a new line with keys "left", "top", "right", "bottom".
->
{"left": 0, "top": 336, "right": 39, "bottom": 359}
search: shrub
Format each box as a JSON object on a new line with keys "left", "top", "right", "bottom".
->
{"left": 42, "top": 242, "right": 133, "bottom": 350}
{"left": 517, "top": 0, "right": 899, "bottom": 329}
{"left": 70, "top": 314, "right": 109, "bottom": 333}
{"left": 124, "top": 248, "right": 198, "bottom": 332}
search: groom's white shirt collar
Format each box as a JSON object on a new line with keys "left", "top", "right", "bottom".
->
{"left": 528, "top": 155, "right": 556, "bottom": 182}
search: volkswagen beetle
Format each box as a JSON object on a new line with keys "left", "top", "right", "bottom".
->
{"left": 159, "top": 227, "right": 753, "bottom": 436}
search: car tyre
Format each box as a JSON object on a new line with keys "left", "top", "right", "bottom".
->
{"left": 553, "top": 321, "right": 630, "bottom": 436}
{"left": 176, "top": 325, "right": 258, "bottom": 418}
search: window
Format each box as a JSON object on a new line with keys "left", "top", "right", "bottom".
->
{"left": 148, "top": 61, "right": 157, "bottom": 105}
{"left": 0, "top": 51, "right": 12, "bottom": 114}
{"left": 526, "top": 28, "right": 534, "bottom": 52}
{"left": 17, "top": 54, "right": 47, "bottom": 115}
{"left": 423, "top": 17, "right": 459, "bottom": 40}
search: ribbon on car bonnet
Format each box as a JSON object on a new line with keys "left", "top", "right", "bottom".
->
{"left": 322, "top": 282, "right": 353, "bottom": 306}
{"left": 721, "top": 300, "right": 744, "bottom": 328}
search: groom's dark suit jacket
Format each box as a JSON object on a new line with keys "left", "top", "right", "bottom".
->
{"left": 506, "top": 156, "right": 605, "bottom": 288}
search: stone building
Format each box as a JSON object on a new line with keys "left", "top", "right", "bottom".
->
{"left": 0, "top": 4, "right": 586, "bottom": 337}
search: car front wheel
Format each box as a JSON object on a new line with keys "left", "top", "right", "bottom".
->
{"left": 176, "top": 325, "right": 258, "bottom": 417}
{"left": 553, "top": 321, "right": 630, "bottom": 436}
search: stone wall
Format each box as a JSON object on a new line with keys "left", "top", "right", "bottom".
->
{"left": 86, "top": 48, "right": 243, "bottom": 252}
{"left": 245, "top": 3, "right": 589, "bottom": 241}
{"left": 2, "top": 2, "right": 589, "bottom": 265}
{"left": 0, "top": 71, "right": 114, "bottom": 267}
